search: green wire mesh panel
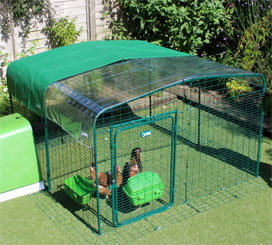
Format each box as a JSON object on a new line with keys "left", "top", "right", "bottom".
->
{"left": 34, "top": 57, "right": 265, "bottom": 234}
{"left": 157, "top": 77, "right": 264, "bottom": 204}
{"left": 176, "top": 78, "right": 263, "bottom": 203}
{"left": 34, "top": 122, "right": 99, "bottom": 232}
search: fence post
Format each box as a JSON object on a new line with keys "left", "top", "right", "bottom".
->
{"left": 87, "top": 0, "right": 96, "bottom": 41}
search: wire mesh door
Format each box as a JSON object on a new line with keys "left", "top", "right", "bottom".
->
{"left": 110, "top": 110, "right": 177, "bottom": 227}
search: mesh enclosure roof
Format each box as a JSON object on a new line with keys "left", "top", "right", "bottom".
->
{"left": 45, "top": 55, "right": 263, "bottom": 144}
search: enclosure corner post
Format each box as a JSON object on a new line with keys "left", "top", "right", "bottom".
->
{"left": 93, "top": 123, "right": 102, "bottom": 234}
{"left": 149, "top": 59, "right": 152, "bottom": 117}
{"left": 197, "top": 87, "right": 201, "bottom": 146}
{"left": 256, "top": 77, "right": 267, "bottom": 178}
{"left": 44, "top": 114, "right": 51, "bottom": 191}
{"left": 110, "top": 125, "right": 118, "bottom": 226}
{"left": 170, "top": 110, "right": 178, "bottom": 204}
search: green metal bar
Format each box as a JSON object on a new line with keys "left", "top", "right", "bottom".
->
{"left": 112, "top": 128, "right": 119, "bottom": 225}
{"left": 44, "top": 115, "right": 51, "bottom": 191}
{"left": 148, "top": 58, "right": 151, "bottom": 118}
{"left": 9, "top": 93, "right": 14, "bottom": 114}
{"left": 112, "top": 110, "right": 177, "bottom": 129}
{"left": 110, "top": 125, "right": 118, "bottom": 226}
{"left": 170, "top": 110, "right": 178, "bottom": 204}
{"left": 114, "top": 115, "right": 174, "bottom": 133}
{"left": 183, "top": 104, "right": 189, "bottom": 203}
{"left": 93, "top": 125, "right": 102, "bottom": 235}
{"left": 184, "top": 160, "right": 189, "bottom": 203}
{"left": 256, "top": 76, "right": 267, "bottom": 177}
{"left": 198, "top": 87, "right": 201, "bottom": 146}
{"left": 169, "top": 116, "right": 175, "bottom": 204}
{"left": 185, "top": 82, "right": 194, "bottom": 203}
{"left": 114, "top": 201, "right": 173, "bottom": 227}
{"left": 186, "top": 203, "right": 201, "bottom": 213}
{"left": 149, "top": 95, "right": 152, "bottom": 117}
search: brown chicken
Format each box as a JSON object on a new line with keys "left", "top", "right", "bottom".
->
{"left": 122, "top": 147, "right": 143, "bottom": 186}
{"left": 90, "top": 165, "right": 122, "bottom": 198}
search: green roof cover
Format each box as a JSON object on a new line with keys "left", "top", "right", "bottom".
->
{"left": 7, "top": 40, "right": 190, "bottom": 116}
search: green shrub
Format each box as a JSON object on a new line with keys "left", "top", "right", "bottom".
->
{"left": 44, "top": 17, "right": 82, "bottom": 48}
{"left": 104, "top": 0, "right": 232, "bottom": 54}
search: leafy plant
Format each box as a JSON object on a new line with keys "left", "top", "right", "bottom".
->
{"left": 0, "top": 49, "right": 9, "bottom": 87}
{"left": 103, "top": 0, "right": 232, "bottom": 55}
{"left": 226, "top": 79, "right": 253, "bottom": 99}
{"left": 16, "top": 41, "right": 37, "bottom": 59}
{"left": 44, "top": 17, "right": 83, "bottom": 48}
{"left": 0, "top": 50, "right": 9, "bottom": 70}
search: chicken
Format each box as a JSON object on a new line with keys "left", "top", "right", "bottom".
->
{"left": 122, "top": 147, "right": 143, "bottom": 186}
{"left": 131, "top": 147, "right": 143, "bottom": 173}
{"left": 90, "top": 165, "right": 122, "bottom": 198}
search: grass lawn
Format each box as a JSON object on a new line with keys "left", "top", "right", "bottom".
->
{"left": 132, "top": 187, "right": 272, "bottom": 245}
{"left": 0, "top": 136, "right": 271, "bottom": 244}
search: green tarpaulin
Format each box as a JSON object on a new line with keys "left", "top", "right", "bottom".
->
{"left": 7, "top": 40, "right": 190, "bottom": 116}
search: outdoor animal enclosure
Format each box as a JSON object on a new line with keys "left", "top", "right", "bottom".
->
{"left": 7, "top": 41, "right": 266, "bottom": 234}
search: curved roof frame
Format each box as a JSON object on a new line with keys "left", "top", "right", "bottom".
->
{"left": 44, "top": 55, "right": 265, "bottom": 146}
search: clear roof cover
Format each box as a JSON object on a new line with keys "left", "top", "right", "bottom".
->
{"left": 45, "top": 56, "right": 263, "bottom": 145}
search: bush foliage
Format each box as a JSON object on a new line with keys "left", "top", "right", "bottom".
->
{"left": 44, "top": 17, "right": 82, "bottom": 48}
{"left": 104, "top": 0, "right": 231, "bottom": 55}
